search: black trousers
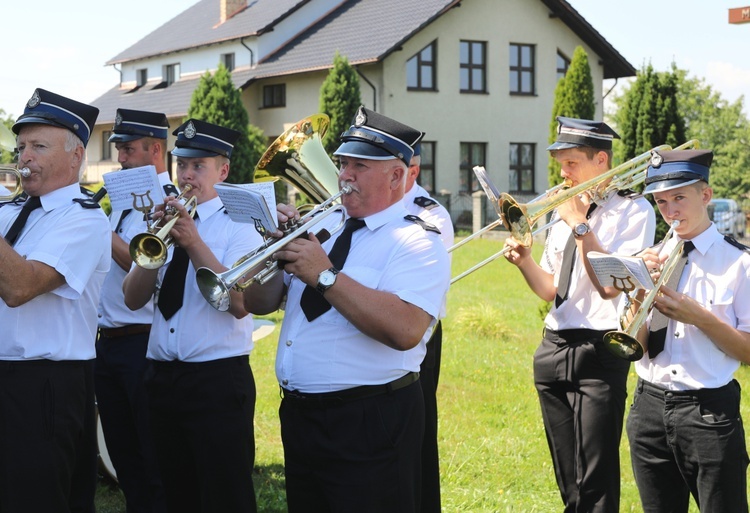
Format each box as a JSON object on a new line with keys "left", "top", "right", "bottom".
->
{"left": 69, "top": 359, "right": 98, "bottom": 513}
{"left": 280, "top": 379, "right": 424, "bottom": 513}
{"left": 627, "top": 378, "right": 749, "bottom": 513}
{"left": 0, "top": 360, "right": 86, "bottom": 513}
{"left": 534, "top": 329, "right": 630, "bottom": 513}
{"left": 95, "top": 331, "right": 166, "bottom": 512}
{"left": 145, "top": 356, "right": 257, "bottom": 513}
{"left": 419, "top": 321, "right": 442, "bottom": 513}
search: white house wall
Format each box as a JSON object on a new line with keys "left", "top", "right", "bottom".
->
{"left": 380, "top": 0, "right": 605, "bottom": 197}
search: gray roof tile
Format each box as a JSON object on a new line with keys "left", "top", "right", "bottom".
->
{"left": 107, "top": 0, "right": 310, "bottom": 64}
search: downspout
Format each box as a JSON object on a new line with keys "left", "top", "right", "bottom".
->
{"left": 356, "top": 68, "right": 377, "bottom": 111}
{"left": 113, "top": 63, "right": 122, "bottom": 86}
{"left": 603, "top": 77, "right": 618, "bottom": 99}
{"left": 241, "top": 37, "right": 254, "bottom": 68}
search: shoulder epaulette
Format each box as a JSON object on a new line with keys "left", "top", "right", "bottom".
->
{"left": 724, "top": 235, "right": 750, "bottom": 253}
{"left": 617, "top": 189, "right": 640, "bottom": 198}
{"left": 73, "top": 197, "right": 102, "bottom": 209}
{"left": 404, "top": 214, "right": 441, "bottom": 235}
{"left": 163, "top": 183, "right": 179, "bottom": 197}
{"left": 414, "top": 196, "right": 439, "bottom": 211}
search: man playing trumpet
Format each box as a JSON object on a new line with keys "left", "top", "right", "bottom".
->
{"left": 123, "top": 119, "right": 263, "bottom": 512}
{"left": 627, "top": 149, "right": 750, "bottom": 512}
{"left": 504, "top": 117, "right": 656, "bottom": 512}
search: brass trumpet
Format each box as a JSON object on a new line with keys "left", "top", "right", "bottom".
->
{"left": 603, "top": 221, "right": 683, "bottom": 361}
{"left": 196, "top": 114, "right": 349, "bottom": 312}
{"left": 0, "top": 166, "right": 30, "bottom": 202}
{"left": 129, "top": 185, "right": 198, "bottom": 269}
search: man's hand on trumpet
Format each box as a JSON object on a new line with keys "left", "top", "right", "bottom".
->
{"left": 271, "top": 203, "right": 332, "bottom": 288}
{"left": 156, "top": 196, "right": 201, "bottom": 251}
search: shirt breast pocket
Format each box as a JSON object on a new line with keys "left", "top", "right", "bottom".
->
{"left": 703, "top": 285, "right": 734, "bottom": 318}
{"left": 318, "top": 265, "right": 381, "bottom": 326}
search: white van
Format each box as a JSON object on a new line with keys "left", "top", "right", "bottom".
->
{"left": 709, "top": 198, "right": 746, "bottom": 239}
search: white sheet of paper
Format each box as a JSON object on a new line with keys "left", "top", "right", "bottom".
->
{"left": 587, "top": 251, "right": 654, "bottom": 291}
{"left": 103, "top": 166, "right": 164, "bottom": 212}
{"left": 214, "top": 182, "right": 278, "bottom": 232}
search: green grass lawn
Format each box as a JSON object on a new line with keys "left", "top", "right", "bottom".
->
{"left": 96, "top": 237, "right": 749, "bottom": 512}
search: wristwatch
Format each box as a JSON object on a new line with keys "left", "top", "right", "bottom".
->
{"left": 316, "top": 267, "right": 340, "bottom": 295}
{"left": 573, "top": 222, "right": 591, "bottom": 238}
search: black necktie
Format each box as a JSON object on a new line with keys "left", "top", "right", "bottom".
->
{"left": 157, "top": 213, "right": 198, "bottom": 320}
{"left": 114, "top": 209, "right": 132, "bottom": 234}
{"left": 4, "top": 196, "right": 42, "bottom": 246}
{"left": 647, "top": 241, "right": 695, "bottom": 359}
{"left": 300, "top": 218, "right": 366, "bottom": 322}
{"left": 554, "top": 203, "right": 597, "bottom": 308}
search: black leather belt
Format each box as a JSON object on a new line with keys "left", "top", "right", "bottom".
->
{"left": 281, "top": 371, "right": 420, "bottom": 408}
{"left": 99, "top": 324, "right": 152, "bottom": 338}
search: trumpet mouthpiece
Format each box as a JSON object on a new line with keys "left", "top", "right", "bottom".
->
{"left": 19, "top": 167, "right": 31, "bottom": 178}
{"left": 671, "top": 220, "right": 681, "bottom": 227}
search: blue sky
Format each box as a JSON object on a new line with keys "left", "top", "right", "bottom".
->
{"left": 3, "top": 0, "right": 748, "bottom": 117}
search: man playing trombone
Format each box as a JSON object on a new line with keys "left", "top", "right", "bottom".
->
{"left": 626, "top": 149, "right": 750, "bottom": 512}
{"left": 123, "top": 119, "right": 263, "bottom": 512}
{"left": 243, "top": 107, "right": 450, "bottom": 512}
{"left": 504, "top": 117, "right": 656, "bottom": 512}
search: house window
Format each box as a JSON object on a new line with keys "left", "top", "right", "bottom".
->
{"left": 263, "top": 84, "right": 286, "bottom": 108}
{"left": 164, "top": 63, "right": 180, "bottom": 85}
{"left": 407, "top": 41, "right": 437, "bottom": 91}
{"left": 136, "top": 69, "right": 148, "bottom": 87}
{"left": 460, "top": 41, "right": 487, "bottom": 93}
{"left": 509, "top": 44, "right": 535, "bottom": 95}
{"left": 102, "top": 131, "right": 113, "bottom": 161}
{"left": 459, "top": 142, "right": 486, "bottom": 193}
{"left": 416, "top": 142, "right": 436, "bottom": 193}
{"left": 222, "top": 53, "right": 235, "bottom": 72}
{"left": 509, "top": 143, "right": 535, "bottom": 193}
{"left": 556, "top": 51, "right": 570, "bottom": 81}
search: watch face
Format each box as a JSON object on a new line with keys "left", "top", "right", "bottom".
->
{"left": 319, "top": 270, "right": 336, "bottom": 287}
{"left": 575, "top": 223, "right": 589, "bottom": 236}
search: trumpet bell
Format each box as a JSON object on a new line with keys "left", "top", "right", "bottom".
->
{"left": 0, "top": 166, "right": 26, "bottom": 202}
{"left": 129, "top": 233, "right": 168, "bottom": 270}
{"left": 196, "top": 268, "right": 232, "bottom": 311}
{"left": 603, "top": 331, "right": 643, "bottom": 361}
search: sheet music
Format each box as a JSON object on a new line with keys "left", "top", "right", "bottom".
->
{"left": 102, "top": 166, "right": 164, "bottom": 212}
{"left": 214, "top": 182, "right": 278, "bottom": 233}
{"left": 587, "top": 251, "right": 654, "bottom": 291}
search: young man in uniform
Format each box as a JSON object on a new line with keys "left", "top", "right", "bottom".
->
{"left": 628, "top": 149, "right": 750, "bottom": 513}
{"left": 504, "top": 117, "right": 656, "bottom": 512}
{"left": 123, "top": 119, "right": 263, "bottom": 513}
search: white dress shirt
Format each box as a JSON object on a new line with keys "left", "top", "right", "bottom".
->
{"left": 541, "top": 191, "right": 656, "bottom": 331}
{"left": 403, "top": 183, "right": 453, "bottom": 319}
{"left": 403, "top": 183, "right": 454, "bottom": 250}
{"left": 635, "top": 224, "right": 750, "bottom": 390}
{"left": 98, "top": 172, "right": 174, "bottom": 328}
{"left": 146, "top": 196, "right": 263, "bottom": 362}
{"left": 276, "top": 201, "right": 451, "bottom": 393}
{"left": 0, "top": 183, "right": 111, "bottom": 360}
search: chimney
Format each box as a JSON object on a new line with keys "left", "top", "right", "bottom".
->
{"left": 221, "top": 0, "right": 245, "bottom": 23}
